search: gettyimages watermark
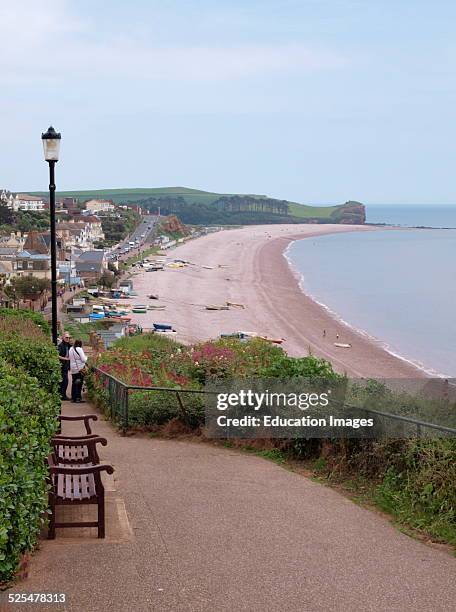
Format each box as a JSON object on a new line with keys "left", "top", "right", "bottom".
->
{"left": 204, "top": 377, "right": 456, "bottom": 439}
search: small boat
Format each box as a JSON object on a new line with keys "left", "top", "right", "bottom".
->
{"left": 226, "top": 302, "right": 245, "bottom": 309}
{"left": 153, "top": 323, "right": 175, "bottom": 333}
{"left": 147, "top": 266, "right": 164, "bottom": 272}
{"left": 220, "top": 331, "right": 284, "bottom": 344}
{"left": 132, "top": 305, "right": 147, "bottom": 313}
{"left": 147, "top": 305, "right": 166, "bottom": 311}
{"left": 148, "top": 294, "right": 159, "bottom": 300}
{"left": 205, "top": 305, "right": 230, "bottom": 311}
{"left": 201, "top": 265, "right": 214, "bottom": 270}
{"left": 153, "top": 323, "right": 172, "bottom": 330}
{"left": 334, "top": 342, "right": 352, "bottom": 348}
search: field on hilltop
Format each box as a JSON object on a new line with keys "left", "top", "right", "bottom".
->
{"left": 29, "top": 186, "right": 363, "bottom": 225}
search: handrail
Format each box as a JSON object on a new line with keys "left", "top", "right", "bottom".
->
{"left": 90, "top": 366, "right": 456, "bottom": 436}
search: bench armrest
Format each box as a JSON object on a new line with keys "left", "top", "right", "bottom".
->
{"left": 52, "top": 433, "right": 99, "bottom": 441}
{"left": 49, "top": 463, "right": 114, "bottom": 476}
{"left": 51, "top": 436, "right": 107, "bottom": 447}
{"left": 58, "top": 414, "right": 98, "bottom": 434}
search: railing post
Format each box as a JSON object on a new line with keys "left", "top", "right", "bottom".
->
{"left": 176, "top": 391, "right": 189, "bottom": 425}
{"left": 122, "top": 387, "right": 129, "bottom": 435}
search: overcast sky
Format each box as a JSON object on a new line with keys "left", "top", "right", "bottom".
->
{"left": 2, "top": 0, "right": 456, "bottom": 204}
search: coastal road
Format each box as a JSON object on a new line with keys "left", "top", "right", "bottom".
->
{"left": 108, "top": 214, "right": 158, "bottom": 262}
{"left": 22, "top": 401, "right": 456, "bottom": 611}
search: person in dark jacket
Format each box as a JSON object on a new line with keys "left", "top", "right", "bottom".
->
{"left": 58, "top": 332, "right": 72, "bottom": 400}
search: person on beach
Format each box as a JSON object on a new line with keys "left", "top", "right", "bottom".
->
{"left": 69, "top": 339, "right": 88, "bottom": 403}
{"left": 57, "top": 331, "right": 72, "bottom": 401}
{"left": 323, "top": 329, "right": 326, "bottom": 338}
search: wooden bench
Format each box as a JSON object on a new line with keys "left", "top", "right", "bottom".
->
{"left": 51, "top": 436, "right": 107, "bottom": 466}
{"left": 47, "top": 453, "right": 114, "bottom": 539}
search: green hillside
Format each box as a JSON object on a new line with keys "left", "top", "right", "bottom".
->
{"left": 29, "top": 186, "right": 364, "bottom": 225}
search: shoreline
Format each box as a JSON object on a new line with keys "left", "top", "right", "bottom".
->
{"left": 128, "top": 224, "right": 424, "bottom": 378}
{"left": 282, "top": 239, "right": 441, "bottom": 378}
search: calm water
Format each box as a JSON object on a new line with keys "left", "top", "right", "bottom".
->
{"left": 367, "top": 204, "right": 456, "bottom": 228}
{"left": 287, "top": 228, "right": 456, "bottom": 376}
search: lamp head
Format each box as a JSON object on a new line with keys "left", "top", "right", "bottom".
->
{"left": 41, "top": 126, "right": 61, "bottom": 162}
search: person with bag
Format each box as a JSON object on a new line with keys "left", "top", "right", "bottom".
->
{"left": 57, "top": 331, "right": 72, "bottom": 400}
{"left": 69, "top": 339, "right": 88, "bottom": 403}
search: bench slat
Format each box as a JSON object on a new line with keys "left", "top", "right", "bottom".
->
{"left": 73, "top": 473, "right": 80, "bottom": 498}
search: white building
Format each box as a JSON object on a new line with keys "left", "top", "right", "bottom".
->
{"left": 10, "top": 193, "right": 45, "bottom": 211}
{"left": 85, "top": 199, "right": 115, "bottom": 213}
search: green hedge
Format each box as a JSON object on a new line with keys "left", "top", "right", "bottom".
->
{"left": 0, "top": 337, "right": 60, "bottom": 396}
{"left": 0, "top": 360, "right": 60, "bottom": 584}
{"left": 0, "top": 310, "right": 60, "bottom": 584}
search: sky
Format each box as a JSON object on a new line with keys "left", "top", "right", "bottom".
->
{"left": 1, "top": 0, "right": 456, "bottom": 204}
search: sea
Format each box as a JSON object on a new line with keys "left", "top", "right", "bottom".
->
{"left": 286, "top": 205, "right": 456, "bottom": 377}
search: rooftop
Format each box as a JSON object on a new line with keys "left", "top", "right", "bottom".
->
{"left": 15, "top": 193, "right": 44, "bottom": 201}
{"left": 77, "top": 250, "right": 105, "bottom": 262}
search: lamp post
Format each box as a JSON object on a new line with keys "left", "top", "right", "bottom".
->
{"left": 41, "top": 126, "right": 61, "bottom": 345}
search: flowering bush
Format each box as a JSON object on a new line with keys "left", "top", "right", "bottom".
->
{"left": 89, "top": 333, "right": 339, "bottom": 430}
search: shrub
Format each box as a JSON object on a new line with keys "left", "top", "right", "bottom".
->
{"left": 0, "top": 308, "right": 50, "bottom": 337}
{"left": 0, "top": 360, "right": 60, "bottom": 584}
{"left": 374, "top": 439, "right": 456, "bottom": 544}
{"left": 258, "top": 353, "right": 340, "bottom": 380}
{"left": 90, "top": 336, "right": 342, "bottom": 430}
{"left": 0, "top": 335, "right": 60, "bottom": 396}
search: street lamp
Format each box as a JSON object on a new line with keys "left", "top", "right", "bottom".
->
{"left": 41, "top": 126, "right": 61, "bottom": 345}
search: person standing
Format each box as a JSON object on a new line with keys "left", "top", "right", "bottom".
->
{"left": 69, "top": 339, "right": 88, "bottom": 403}
{"left": 58, "top": 332, "right": 72, "bottom": 401}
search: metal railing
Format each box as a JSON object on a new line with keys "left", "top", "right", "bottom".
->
{"left": 90, "top": 367, "right": 456, "bottom": 437}
{"left": 91, "top": 366, "right": 215, "bottom": 433}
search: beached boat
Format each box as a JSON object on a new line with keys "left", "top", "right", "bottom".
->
{"left": 226, "top": 302, "right": 245, "bottom": 309}
{"left": 205, "top": 305, "right": 230, "bottom": 311}
{"left": 152, "top": 323, "right": 176, "bottom": 333}
{"left": 132, "top": 304, "right": 147, "bottom": 313}
{"left": 220, "top": 331, "right": 284, "bottom": 344}
{"left": 334, "top": 342, "right": 352, "bottom": 348}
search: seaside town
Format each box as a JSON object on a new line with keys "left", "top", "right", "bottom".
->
{"left": 1, "top": 179, "right": 456, "bottom": 611}
{"left": 0, "top": 188, "right": 217, "bottom": 326}
{"left": 2, "top": 2, "right": 456, "bottom": 611}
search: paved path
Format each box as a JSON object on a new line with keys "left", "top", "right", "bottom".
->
{"left": 20, "top": 403, "right": 456, "bottom": 612}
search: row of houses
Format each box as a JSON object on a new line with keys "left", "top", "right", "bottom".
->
{"left": 1, "top": 189, "right": 116, "bottom": 214}
{"left": 0, "top": 191, "right": 45, "bottom": 211}
{"left": 0, "top": 231, "right": 109, "bottom": 285}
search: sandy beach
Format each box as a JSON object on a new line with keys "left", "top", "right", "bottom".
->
{"left": 128, "top": 224, "right": 422, "bottom": 378}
